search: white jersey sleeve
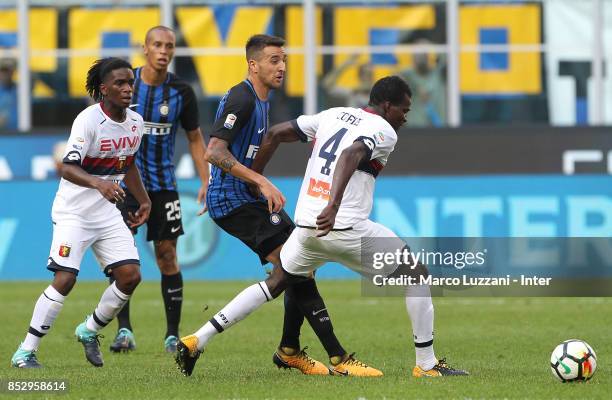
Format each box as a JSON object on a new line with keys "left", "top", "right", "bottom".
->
{"left": 62, "top": 111, "right": 95, "bottom": 167}
{"left": 353, "top": 123, "right": 397, "bottom": 162}
{"left": 293, "top": 111, "right": 326, "bottom": 142}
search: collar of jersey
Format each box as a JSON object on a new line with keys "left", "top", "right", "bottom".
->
{"left": 135, "top": 66, "right": 172, "bottom": 86}
{"left": 244, "top": 79, "right": 269, "bottom": 103}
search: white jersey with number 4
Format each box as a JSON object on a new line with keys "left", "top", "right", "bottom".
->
{"left": 292, "top": 107, "right": 397, "bottom": 229}
{"left": 53, "top": 103, "right": 144, "bottom": 227}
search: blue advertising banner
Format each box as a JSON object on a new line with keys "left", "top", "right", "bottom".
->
{"left": 0, "top": 175, "right": 610, "bottom": 280}
{"left": 0, "top": 135, "right": 68, "bottom": 180}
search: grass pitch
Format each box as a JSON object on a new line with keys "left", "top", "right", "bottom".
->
{"left": 1, "top": 280, "right": 610, "bottom": 399}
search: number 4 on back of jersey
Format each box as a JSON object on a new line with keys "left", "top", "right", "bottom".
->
{"left": 318, "top": 128, "right": 347, "bottom": 176}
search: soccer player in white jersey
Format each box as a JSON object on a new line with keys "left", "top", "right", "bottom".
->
{"left": 175, "top": 76, "right": 468, "bottom": 377}
{"left": 11, "top": 58, "right": 151, "bottom": 368}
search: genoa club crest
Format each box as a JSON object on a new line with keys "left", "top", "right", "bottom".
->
{"left": 59, "top": 245, "right": 71, "bottom": 257}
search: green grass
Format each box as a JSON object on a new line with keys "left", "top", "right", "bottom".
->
{"left": 1, "top": 281, "right": 610, "bottom": 399}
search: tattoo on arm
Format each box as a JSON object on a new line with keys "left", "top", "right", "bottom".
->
{"left": 209, "top": 152, "right": 237, "bottom": 173}
{"left": 219, "top": 157, "right": 236, "bottom": 172}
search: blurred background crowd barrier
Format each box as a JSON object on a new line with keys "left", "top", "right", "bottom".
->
{"left": 1, "top": 0, "right": 612, "bottom": 130}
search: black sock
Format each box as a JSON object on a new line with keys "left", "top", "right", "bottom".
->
{"left": 109, "top": 275, "right": 132, "bottom": 331}
{"left": 161, "top": 272, "right": 183, "bottom": 338}
{"left": 279, "top": 284, "right": 305, "bottom": 350}
{"left": 292, "top": 279, "right": 346, "bottom": 358}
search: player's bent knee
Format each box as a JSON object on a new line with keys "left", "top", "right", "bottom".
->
{"left": 155, "top": 249, "right": 176, "bottom": 265}
{"left": 52, "top": 270, "right": 77, "bottom": 296}
{"left": 113, "top": 264, "right": 141, "bottom": 293}
{"left": 264, "top": 277, "right": 286, "bottom": 299}
{"left": 157, "top": 261, "right": 179, "bottom": 275}
{"left": 265, "top": 268, "right": 291, "bottom": 299}
{"left": 126, "top": 268, "right": 141, "bottom": 289}
{"left": 155, "top": 241, "right": 179, "bottom": 274}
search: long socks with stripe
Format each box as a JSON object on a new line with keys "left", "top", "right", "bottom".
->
{"left": 86, "top": 282, "right": 130, "bottom": 332}
{"left": 405, "top": 284, "right": 437, "bottom": 370}
{"left": 194, "top": 281, "right": 272, "bottom": 351}
{"left": 21, "top": 285, "right": 65, "bottom": 351}
{"left": 109, "top": 274, "right": 133, "bottom": 331}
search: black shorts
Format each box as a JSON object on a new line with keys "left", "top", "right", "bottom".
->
{"left": 213, "top": 201, "right": 295, "bottom": 265}
{"left": 117, "top": 190, "right": 184, "bottom": 242}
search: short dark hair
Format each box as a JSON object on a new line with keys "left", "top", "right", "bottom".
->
{"left": 85, "top": 57, "right": 133, "bottom": 101}
{"left": 145, "top": 25, "right": 175, "bottom": 44}
{"left": 368, "top": 76, "right": 412, "bottom": 106}
{"left": 245, "top": 34, "right": 285, "bottom": 61}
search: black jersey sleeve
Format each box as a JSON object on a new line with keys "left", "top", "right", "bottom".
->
{"left": 210, "top": 82, "right": 255, "bottom": 145}
{"left": 173, "top": 79, "right": 199, "bottom": 132}
{"left": 179, "top": 85, "right": 199, "bottom": 132}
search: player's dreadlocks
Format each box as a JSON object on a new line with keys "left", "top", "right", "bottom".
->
{"left": 85, "top": 57, "right": 133, "bottom": 101}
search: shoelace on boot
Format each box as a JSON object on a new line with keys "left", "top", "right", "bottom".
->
{"left": 296, "top": 347, "right": 316, "bottom": 368}
{"left": 24, "top": 351, "right": 38, "bottom": 362}
{"left": 85, "top": 333, "right": 104, "bottom": 345}
{"left": 435, "top": 358, "right": 455, "bottom": 371}
{"left": 344, "top": 353, "right": 369, "bottom": 368}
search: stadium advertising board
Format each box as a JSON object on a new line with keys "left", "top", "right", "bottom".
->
{"left": 1, "top": 175, "right": 609, "bottom": 280}
{"left": 2, "top": 126, "right": 610, "bottom": 180}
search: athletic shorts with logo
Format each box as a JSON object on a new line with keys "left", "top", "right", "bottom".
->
{"left": 280, "top": 219, "right": 406, "bottom": 279}
{"left": 117, "top": 189, "right": 184, "bottom": 241}
{"left": 213, "top": 200, "right": 294, "bottom": 264}
{"left": 47, "top": 216, "right": 140, "bottom": 277}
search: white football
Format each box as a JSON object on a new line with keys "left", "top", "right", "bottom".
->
{"left": 550, "top": 339, "right": 597, "bottom": 382}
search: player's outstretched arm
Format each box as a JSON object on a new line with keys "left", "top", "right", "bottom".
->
{"left": 62, "top": 163, "right": 126, "bottom": 204}
{"left": 123, "top": 162, "right": 151, "bottom": 227}
{"left": 316, "top": 141, "right": 369, "bottom": 237}
{"left": 251, "top": 121, "right": 302, "bottom": 175}
{"left": 205, "top": 137, "right": 286, "bottom": 213}
{"left": 186, "top": 128, "right": 210, "bottom": 216}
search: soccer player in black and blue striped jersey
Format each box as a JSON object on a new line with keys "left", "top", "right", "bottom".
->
{"left": 176, "top": 34, "right": 374, "bottom": 377}
{"left": 113, "top": 26, "right": 209, "bottom": 354}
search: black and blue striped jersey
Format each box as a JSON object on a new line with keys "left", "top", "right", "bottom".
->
{"left": 130, "top": 67, "right": 199, "bottom": 192}
{"left": 207, "top": 79, "right": 270, "bottom": 219}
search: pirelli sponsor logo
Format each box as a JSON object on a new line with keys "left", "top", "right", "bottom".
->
{"left": 144, "top": 122, "right": 173, "bottom": 136}
{"left": 306, "top": 178, "right": 331, "bottom": 200}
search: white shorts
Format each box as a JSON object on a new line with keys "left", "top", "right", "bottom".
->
{"left": 280, "top": 219, "right": 406, "bottom": 278}
{"left": 47, "top": 220, "right": 139, "bottom": 276}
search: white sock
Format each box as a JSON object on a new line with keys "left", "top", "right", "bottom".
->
{"left": 194, "top": 281, "right": 272, "bottom": 350}
{"left": 405, "top": 284, "right": 437, "bottom": 370}
{"left": 86, "top": 282, "right": 130, "bottom": 332}
{"left": 22, "top": 286, "right": 66, "bottom": 351}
